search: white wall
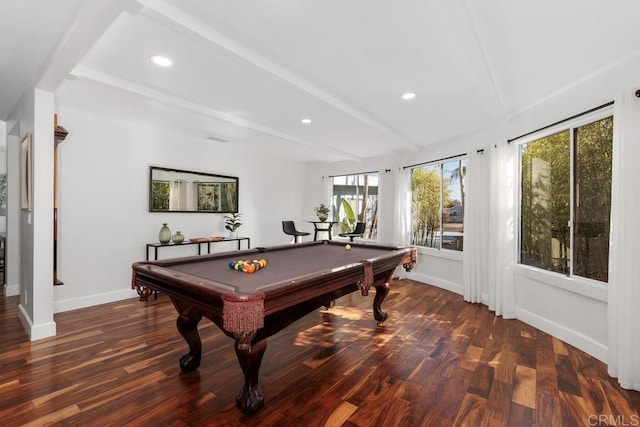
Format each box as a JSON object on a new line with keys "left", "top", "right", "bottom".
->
{"left": 31, "top": 89, "right": 56, "bottom": 338}
{"left": 4, "top": 88, "right": 57, "bottom": 340}
{"left": 305, "top": 125, "right": 498, "bottom": 294}
{"left": 4, "top": 129, "right": 20, "bottom": 297}
{"left": 302, "top": 52, "right": 640, "bottom": 364}
{"left": 53, "top": 107, "right": 309, "bottom": 312}
{"left": 6, "top": 92, "right": 36, "bottom": 320}
{"left": 0, "top": 130, "right": 6, "bottom": 234}
{"left": 505, "top": 52, "right": 640, "bottom": 362}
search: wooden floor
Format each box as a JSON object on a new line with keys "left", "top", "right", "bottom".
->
{"left": 1, "top": 280, "right": 638, "bottom": 426}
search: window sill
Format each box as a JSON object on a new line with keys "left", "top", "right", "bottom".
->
{"left": 513, "top": 264, "right": 607, "bottom": 303}
{"left": 416, "top": 246, "right": 463, "bottom": 262}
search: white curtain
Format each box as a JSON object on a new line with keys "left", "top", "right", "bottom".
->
{"left": 463, "top": 150, "right": 490, "bottom": 304}
{"left": 607, "top": 90, "right": 640, "bottom": 391}
{"left": 169, "top": 179, "right": 187, "bottom": 210}
{"left": 389, "top": 167, "right": 413, "bottom": 279}
{"left": 391, "top": 167, "right": 412, "bottom": 246}
{"left": 486, "top": 141, "right": 517, "bottom": 318}
{"left": 376, "top": 170, "right": 391, "bottom": 243}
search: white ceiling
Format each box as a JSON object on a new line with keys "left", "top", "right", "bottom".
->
{"left": 3, "top": 0, "right": 640, "bottom": 162}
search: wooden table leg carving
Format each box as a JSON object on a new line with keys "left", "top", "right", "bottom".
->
{"left": 176, "top": 313, "right": 203, "bottom": 372}
{"left": 323, "top": 300, "right": 336, "bottom": 309}
{"left": 235, "top": 338, "right": 267, "bottom": 415}
{"left": 134, "top": 283, "right": 153, "bottom": 301}
{"left": 373, "top": 282, "right": 390, "bottom": 325}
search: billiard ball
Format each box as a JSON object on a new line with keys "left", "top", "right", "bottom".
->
{"left": 345, "top": 244, "right": 351, "bottom": 250}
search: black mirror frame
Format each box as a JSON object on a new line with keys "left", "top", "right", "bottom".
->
{"left": 149, "top": 166, "right": 239, "bottom": 213}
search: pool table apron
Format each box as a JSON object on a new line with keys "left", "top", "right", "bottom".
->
{"left": 132, "top": 242, "right": 417, "bottom": 415}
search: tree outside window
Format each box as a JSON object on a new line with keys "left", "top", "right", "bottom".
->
{"left": 151, "top": 180, "right": 170, "bottom": 211}
{"left": 519, "top": 115, "right": 613, "bottom": 282}
{"left": 411, "top": 158, "right": 466, "bottom": 251}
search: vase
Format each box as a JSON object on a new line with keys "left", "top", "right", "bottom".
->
{"left": 172, "top": 231, "right": 184, "bottom": 244}
{"left": 317, "top": 213, "right": 328, "bottom": 222}
{"left": 159, "top": 223, "right": 171, "bottom": 244}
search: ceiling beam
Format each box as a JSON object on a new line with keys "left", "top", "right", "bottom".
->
{"left": 69, "top": 65, "right": 364, "bottom": 161}
{"left": 136, "top": 0, "right": 419, "bottom": 152}
{"left": 37, "top": 0, "right": 142, "bottom": 92}
{"left": 462, "top": 0, "right": 506, "bottom": 118}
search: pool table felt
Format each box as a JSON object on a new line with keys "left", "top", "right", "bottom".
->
{"left": 159, "top": 243, "right": 398, "bottom": 294}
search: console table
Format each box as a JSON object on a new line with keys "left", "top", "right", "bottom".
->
{"left": 146, "top": 237, "right": 250, "bottom": 261}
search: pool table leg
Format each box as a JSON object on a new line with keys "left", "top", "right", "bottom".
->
{"left": 176, "top": 313, "right": 203, "bottom": 372}
{"left": 235, "top": 338, "right": 267, "bottom": 415}
{"left": 373, "top": 282, "right": 390, "bottom": 325}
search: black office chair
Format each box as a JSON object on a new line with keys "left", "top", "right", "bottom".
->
{"left": 339, "top": 222, "right": 366, "bottom": 242}
{"left": 282, "top": 221, "right": 310, "bottom": 243}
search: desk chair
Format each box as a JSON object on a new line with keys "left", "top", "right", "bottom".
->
{"left": 282, "top": 221, "right": 310, "bottom": 243}
{"left": 338, "top": 222, "right": 366, "bottom": 242}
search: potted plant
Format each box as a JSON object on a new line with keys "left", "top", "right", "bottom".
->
{"left": 224, "top": 212, "right": 242, "bottom": 237}
{"left": 314, "top": 203, "right": 330, "bottom": 222}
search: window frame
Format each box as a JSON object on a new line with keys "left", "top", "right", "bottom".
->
{"left": 330, "top": 171, "right": 379, "bottom": 241}
{"left": 516, "top": 106, "right": 613, "bottom": 284}
{"left": 410, "top": 154, "right": 467, "bottom": 252}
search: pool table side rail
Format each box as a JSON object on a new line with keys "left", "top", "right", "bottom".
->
{"left": 132, "top": 244, "right": 414, "bottom": 307}
{"left": 131, "top": 262, "right": 236, "bottom": 317}
{"left": 131, "top": 242, "right": 417, "bottom": 337}
{"left": 140, "top": 240, "right": 409, "bottom": 269}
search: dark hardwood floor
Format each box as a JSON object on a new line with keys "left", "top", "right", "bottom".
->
{"left": 1, "top": 279, "right": 638, "bottom": 426}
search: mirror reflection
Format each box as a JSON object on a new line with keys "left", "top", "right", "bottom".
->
{"left": 149, "top": 166, "right": 238, "bottom": 213}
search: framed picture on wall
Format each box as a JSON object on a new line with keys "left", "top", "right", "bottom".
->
{"left": 20, "top": 132, "right": 32, "bottom": 211}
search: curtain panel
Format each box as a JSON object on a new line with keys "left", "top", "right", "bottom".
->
{"left": 607, "top": 91, "right": 640, "bottom": 391}
{"left": 486, "top": 142, "right": 517, "bottom": 318}
{"left": 462, "top": 150, "right": 489, "bottom": 304}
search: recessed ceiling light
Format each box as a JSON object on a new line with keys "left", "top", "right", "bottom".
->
{"left": 150, "top": 55, "right": 172, "bottom": 67}
{"left": 301, "top": 118, "right": 312, "bottom": 124}
{"left": 401, "top": 92, "right": 416, "bottom": 100}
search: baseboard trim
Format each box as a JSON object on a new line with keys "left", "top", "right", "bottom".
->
{"left": 516, "top": 306, "right": 608, "bottom": 363}
{"left": 407, "top": 272, "right": 463, "bottom": 296}
{"left": 405, "top": 275, "right": 608, "bottom": 364}
{"left": 54, "top": 288, "right": 140, "bottom": 313}
{"left": 4, "top": 283, "right": 20, "bottom": 296}
{"left": 17, "top": 304, "right": 56, "bottom": 341}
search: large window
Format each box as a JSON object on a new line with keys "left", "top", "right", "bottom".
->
{"left": 411, "top": 157, "right": 466, "bottom": 251}
{"left": 331, "top": 172, "right": 378, "bottom": 239}
{"left": 519, "top": 114, "right": 613, "bottom": 282}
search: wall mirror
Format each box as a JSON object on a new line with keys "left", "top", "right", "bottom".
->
{"left": 149, "top": 166, "right": 238, "bottom": 213}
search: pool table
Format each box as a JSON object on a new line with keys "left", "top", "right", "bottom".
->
{"left": 131, "top": 240, "right": 417, "bottom": 415}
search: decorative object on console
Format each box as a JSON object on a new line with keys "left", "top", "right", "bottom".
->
{"left": 314, "top": 203, "right": 330, "bottom": 221}
{"left": 224, "top": 212, "right": 242, "bottom": 237}
{"left": 189, "top": 236, "right": 225, "bottom": 243}
{"left": 172, "top": 231, "right": 185, "bottom": 244}
{"left": 159, "top": 223, "right": 171, "bottom": 244}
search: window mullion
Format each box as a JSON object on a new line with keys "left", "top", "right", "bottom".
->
{"left": 568, "top": 127, "right": 576, "bottom": 278}
{"left": 439, "top": 164, "right": 444, "bottom": 250}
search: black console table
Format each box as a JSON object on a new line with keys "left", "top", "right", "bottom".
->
{"left": 146, "top": 237, "right": 250, "bottom": 261}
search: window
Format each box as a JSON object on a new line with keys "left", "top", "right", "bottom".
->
{"left": 331, "top": 172, "right": 378, "bottom": 239}
{"left": 519, "top": 114, "right": 613, "bottom": 282}
{"left": 411, "top": 157, "right": 466, "bottom": 251}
